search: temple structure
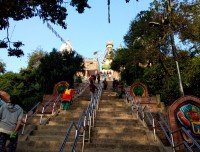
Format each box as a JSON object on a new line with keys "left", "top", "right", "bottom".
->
{"left": 59, "top": 40, "right": 119, "bottom": 80}
{"left": 60, "top": 40, "right": 73, "bottom": 53}
{"left": 84, "top": 58, "right": 100, "bottom": 78}
{"left": 101, "top": 41, "right": 119, "bottom": 80}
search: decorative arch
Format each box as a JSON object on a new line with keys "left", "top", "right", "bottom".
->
{"left": 130, "top": 82, "right": 148, "bottom": 97}
{"left": 168, "top": 95, "right": 200, "bottom": 144}
{"left": 0, "top": 90, "right": 10, "bottom": 102}
{"left": 53, "top": 81, "right": 70, "bottom": 95}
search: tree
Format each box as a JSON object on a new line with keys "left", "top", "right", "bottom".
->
{"left": 27, "top": 49, "right": 46, "bottom": 69}
{"left": 0, "top": 61, "right": 6, "bottom": 74}
{"left": 0, "top": 0, "right": 90, "bottom": 57}
{"left": 36, "top": 49, "right": 84, "bottom": 94}
{"left": 112, "top": 0, "right": 200, "bottom": 105}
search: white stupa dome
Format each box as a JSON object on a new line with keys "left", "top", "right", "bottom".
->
{"left": 60, "top": 40, "right": 73, "bottom": 53}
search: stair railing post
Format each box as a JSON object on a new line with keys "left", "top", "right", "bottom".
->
{"left": 142, "top": 109, "right": 145, "bottom": 126}
{"left": 170, "top": 132, "right": 176, "bottom": 152}
{"left": 82, "top": 116, "right": 86, "bottom": 152}
{"left": 40, "top": 107, "right": 44, "bottom": 125}
{"left": 88, "top": 113, "right": 91, "bottom": 143}
{"left": 92, "top": 108, "right": 95, "bottom": 127}
{"left": 153, "top": 118, "right": 157, "bottom": 141}
{"left": 52, "top": 102, "right": 56, "bottom": 115}
{"left": 96, "top": 94, "right": 99, "bottom": 110}
{"left": 75, "top": 129, "right": 78, "bottom": 139}
{"left": 82, "top": 129, "right": 85, "bottom": 152}
{"left": 94, "top": 97, "right": 97, "bottom": 118}
{"left": 21, "top": 114, "right": 28, "bottom": 135}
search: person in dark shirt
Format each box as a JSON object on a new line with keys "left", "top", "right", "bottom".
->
{"left": 89, "top": 80, "right": 98, "bottom": 101}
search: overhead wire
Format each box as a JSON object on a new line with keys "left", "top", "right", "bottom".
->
{"left": 46, "top": 22, "right": 87, "bottom": 59}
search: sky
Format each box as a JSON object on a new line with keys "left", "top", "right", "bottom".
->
{"left": 0, "top": 0, "right": 153, "bottom": 73}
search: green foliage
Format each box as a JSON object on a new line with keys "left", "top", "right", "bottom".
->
{"left": 140, "top": 52, "right": 200, "bottom": 105}
{"left": 70, "top": 0, "right": 91, "bottom": 13}
{"left": 0, "top": 1, "right": 68, "bottom": 30}
{"left": 112, "top": 0, "right": 200, "bottom": 106}
{"left": 36, "top": 49, "right": 84, "bottom": 94}
{"left": 182, "top": 55, "right": 200, "bottom": 96}
{"left": 0, "top": 0, "right": 91, "bottom": 57}
{"left": 27, "top": 49, "right": 46, "bottom": 69}
{"left": 0, "top": 69, "right": 43, "bottom": 112}
{"left": 0, "top": 61, "right": 6, "bottom": 73}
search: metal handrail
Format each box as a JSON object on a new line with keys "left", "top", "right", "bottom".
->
{"left": 143, "top": 106, "right": 156, "bottom": 141}
{"left": 124, "top": 89, "right": 200, "bottom": 152}
{"left": 59, "top": 82, "right": 102, "bottom": 152}
{"left": 40, "top": 95, "right": 62, "bottom": 124}
{"left": 71, "top": 110, "right": 85, "bottom": 152}
{"left": 21, "top": 101, "right": 41, "bottom": 134}
{"left": 59, "top": 83, "right": 90, "bottom": 152}
{"left": 51, "top": 94, "right": 61, "bottom": 115}
{"left": 21, "top": 83, "right": 87, "bottom": 136}
{"left": 181, "top": 127, "right": 200, "bottom": 149}
{"left": 59, "top": 121, "right": 78, "bottom": 152}
{"left": 39, "top": 97, "right": 52, "bottom": 124}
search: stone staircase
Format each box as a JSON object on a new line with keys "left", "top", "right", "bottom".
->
{"left": 16, "top": 81, "right": 172, "bottom": 152}
{"left": 17, "top": 86, "right": 91, "bottom": 152}
{"left": 83, "top": 83, "right": 171, "bottom": 152}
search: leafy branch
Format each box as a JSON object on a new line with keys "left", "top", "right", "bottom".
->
{"left": 0, "top": 25, "right": 24, "bottom": 57}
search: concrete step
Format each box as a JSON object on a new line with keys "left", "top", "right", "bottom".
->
{"left": 17, "top": 83, "right": 171, "bottom": 152}
{"left": 96, "top": 114, "right": 135, "bottom": 120}
{"left": 30, "top": 129, "right": 77, "bottom": 136}
{"left": 99, "top": 102, "right": 126, "bottom": 107}
{"left": 36, "top": 124, "right": 75, "bottom": 131}
{"left": 83, "top": 144, "right": 161, "bottom": 152}
{"left": 91, "top": 133, "right": 148, "bottom": 143}
{"left": 17, "top": 140, "right": 83, "bottom": 152}
{"left": 50, "top": 112, "right": 85, "bottom": 120}
{"left": 92, "top": 126, "right": 147, "bottom": 134}
{"left": 94, "top": 119, "right": 143, "bottom": 127}
{"left": 96, "top": 111, "right": 133, "bottom": 117}
{"left": 26, "top": 134, "right": 77, "bottom": 142}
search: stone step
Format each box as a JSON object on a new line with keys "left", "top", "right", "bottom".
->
{"left": 98, "top": 103, "right": 126, "bottom": 108}
{"left": 92, "top": 126, "right": 147, "bottom": 134}
{"left": 83, "top": 143, "right": 161, "bottom": 152}
{"left": 17, "top": 140, "right": 83, "bottom": 152}
{"left": 47, "top": 120, "right": 77, "bottom": 126}
{"left": 27, "top": 135, "right": 78, "bottom": 142}
{"left": 97, "top": 106, "right": 131, "bottom": 110}
{"left": 96, "top": 111, "right": 133, "bottom": 117}
{"left": 17, "top": 83, "right": 171, "bottom": 152}
{"left": 25, "top": 115, "right": 42, "bottom": 125}
{"left": 94, "top": 119, "right": 142, "bottom": 127}
{"left": 36, "top": 124, "right": 75, "bottom": 131}
{"left": 52, "top": 112, "right": 86, "bottom": 119}
{"left": 30, "top": 129, "right": 77, "bottom": 136}
{"left": 91, "top": 136, "right": 150, "bottom": 146}
{"left": 91, "top": 134, "right": 148, "bottom": 143}
{"left": 95, "top": 114, "right": 135, "bottom": 120}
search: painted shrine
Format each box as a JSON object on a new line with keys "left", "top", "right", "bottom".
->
{"left": 168, "top": 95, "right": 200, "bottom": 144}
{"left": 128, "top": 82, "right": 165, "bottom": 113}
{"left": 130, "top": 82, "right": 148, "bottom": 97}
